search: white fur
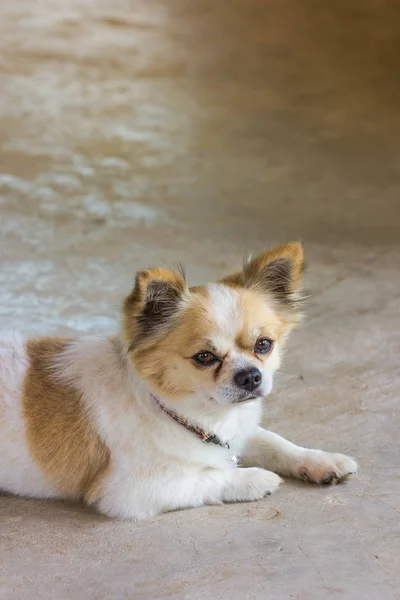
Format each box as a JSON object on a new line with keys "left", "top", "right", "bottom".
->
{"left": 207, "top": 283, "right": 242, "bottom": 339}
{"left": 0, "top": 333, "right": 357, "bottom": 520}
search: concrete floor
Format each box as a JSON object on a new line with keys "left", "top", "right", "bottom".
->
{"left": 1, "top": 0, "right": 400, "bottom": 598}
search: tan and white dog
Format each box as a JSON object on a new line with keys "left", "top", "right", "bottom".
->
{"left": 0, "top": 243, "right": 357, "bottom": 520}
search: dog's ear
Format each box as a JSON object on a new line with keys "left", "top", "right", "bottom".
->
{"left": 123, "top": 267, "right": 188, "bottom": 343}
{"left": 222, "top": 242, "right": 305, "bottom": 308}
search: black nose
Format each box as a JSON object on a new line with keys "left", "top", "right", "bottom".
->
{"left": 234, "top": 368, "right": 262, "bottom": 392}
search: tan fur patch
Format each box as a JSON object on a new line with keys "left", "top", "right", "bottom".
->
{"left": 236, "top": 288, "right": 286, "bottom": 348}
{"left": 23, "top": 338, "right": 110, "bottom": 499}
{"left": 131, "top": 290, "right": 213, "bottom": 398}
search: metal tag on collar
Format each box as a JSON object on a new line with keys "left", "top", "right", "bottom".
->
{"left": 205, "top": 434, "right": 221, "bottom": 445}
{"left": 205, "top": 434, "right": 230, "bottom": 449}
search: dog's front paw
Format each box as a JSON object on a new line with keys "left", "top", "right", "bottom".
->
{"left": 298, "top": 450, "right": 358, "bottom": 485}
{"left": 223, "top": 468, "right": 283, "bottom": 503}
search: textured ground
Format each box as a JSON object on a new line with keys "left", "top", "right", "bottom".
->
{"left": 1, "top": 1, "right": 400, "bottom": 599}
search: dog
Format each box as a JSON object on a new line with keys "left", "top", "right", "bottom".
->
{"left": 0, "top": 242, "right": 357, "bottom": 519}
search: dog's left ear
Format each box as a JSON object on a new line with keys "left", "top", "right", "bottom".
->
{"left": 222, "top": 242, "right": 305, "bottom": 307}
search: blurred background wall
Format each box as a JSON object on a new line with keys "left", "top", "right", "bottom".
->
{"left": 0, "top": 0, "right": 399, "bottom": 334}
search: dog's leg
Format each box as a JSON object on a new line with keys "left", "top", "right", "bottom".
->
{"left": 215, "top": 467, "right": 282, "bottom": 503}
{"left": 241, "top": 428, "right": 358, "bottom": 485}
{"left": 87, "top": 466, "right": 282, "bottom": 520}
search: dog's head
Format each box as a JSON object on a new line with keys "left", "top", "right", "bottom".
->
{"left": 123, "top": 243, "right": 305, "bottom": 406}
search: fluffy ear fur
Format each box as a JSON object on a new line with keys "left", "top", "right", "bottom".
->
{"left": 123, "top": 267, "right": 188, "bottom": 347}
{"left": 222, "top": 242, "right": 305, "bottom": 310}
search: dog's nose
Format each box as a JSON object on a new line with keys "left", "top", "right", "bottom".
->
{"left": 234, "top": 368, "right": 262, "bottom": 392}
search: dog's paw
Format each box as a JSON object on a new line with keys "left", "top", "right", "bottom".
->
{"left": 298, "top": 450, "right": 358, "bottom": 485}
{"left": 223, "top": 468, "right": 283, "bottom": 503}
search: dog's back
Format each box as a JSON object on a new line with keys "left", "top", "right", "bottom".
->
{"left": 0, "top": 332, "right": 56, "bottom": 497}
{"left": 0, "top": 333, "right": 110, "bottom": 501}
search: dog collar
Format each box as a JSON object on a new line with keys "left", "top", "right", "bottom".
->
{"left": 151, "top": 394, "right": 230, "bottom": 450}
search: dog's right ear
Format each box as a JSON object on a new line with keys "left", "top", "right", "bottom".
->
{"left": 123, "top": 267, "right": 188, "bottom": 346}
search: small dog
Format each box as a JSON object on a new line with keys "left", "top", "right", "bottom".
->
{"left": 0, "top": 243, "right": 357, "bottom": 520}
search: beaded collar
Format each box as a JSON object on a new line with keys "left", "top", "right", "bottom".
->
{"left": 151, "top": 394, "right": 230, "bottom": 449}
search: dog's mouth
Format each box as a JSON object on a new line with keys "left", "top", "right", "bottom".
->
{"left": 233, "top": 393, "right": 263, "bottom": 404}
{"left": 208, "top": 391, "right": 263, "bottom": 405}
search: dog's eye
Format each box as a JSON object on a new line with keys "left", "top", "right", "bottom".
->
{"left": 254, "top": 338, "right": 274, "bottom": 354}
{"left": 192, "top": 351, "right": 218, "bottom": 366}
